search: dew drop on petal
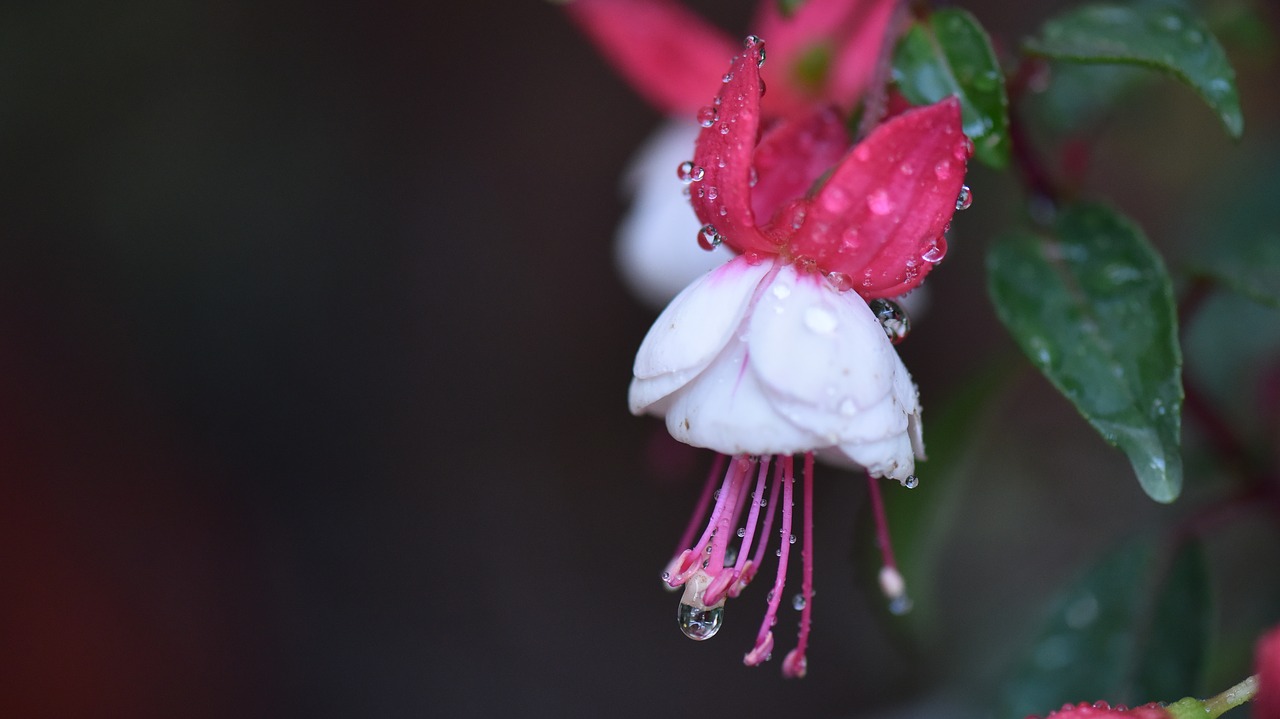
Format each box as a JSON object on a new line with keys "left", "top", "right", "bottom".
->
{"left": 903, "top": 475, "right": 919, "bottom": 489}
{"left": 697, "top": 224, "right": 722, "bottom": 251}
{"left": 867, "top": 189, "right": 893, "bottom": 215}
{"left": 748, "top": 166, "right": 759, "bottom": 187}
{"left": 690, "top": 165, "right": 705, "bottom": 182}
{"left": 826, "top": 271, "right": 853, "bottom": 292}
{"left": 921, "top": 235, "right": 948, "bottom": 264}
{"left": 792, "top": 594, "right": 806, "bottom": 610}
{"left": 719, "top": 123, "right": 730, "bottom": 135}
{"left": 869, "top": 298, "right": 910, "bottom": 344}
{"left": 954, "top": 137, "right": 974, "bottom": 161}
{"left": 955, "top": 184, "right": 973, "bottom": 211}
{"left": 804, "top": 306, "right": 838, "bottom": 334}
{"left": 677, "top": 160, "right": 695, "bottom": 183}
{"left": 934, "top": 161, "right": 952, "bottom": 180}
{"left": 678, "top": 602, "right": 724, "bottom": 640}
{"left": 722, "top": 71, "right": 734, "bottom": 84}
{"left": 697, "top": 105, "right": 718, "bottom": 128}
{"left": 707, "top": 186, "right": 719, "bottom": 200}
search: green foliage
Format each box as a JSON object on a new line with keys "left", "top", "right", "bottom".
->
{"left": 777, "top": 0, "right": 806, "bottom": 19}
{"left": 1024, "top": 0, "right": 1243, "bottom": 138}
{"left": 891, "top": 8, "right": 1010, "bottom": 168}
{"left": 999, "top": 538, "right": 1213, "bottom": 718}
{"left": 987, "top": 204, "right": 1184, "bottom": 503}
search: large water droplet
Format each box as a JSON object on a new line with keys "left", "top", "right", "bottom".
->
{"left": 698, "top": 224, "right": 722, "bottom": 251}
{"left": 955, "top": 184, "right": 973, "bottom": 211}
{"left": 678, "top": 602, "right": 724, "bottom": 640}
{"left": 792, "top": 594, "right": 806, "bottom": 610}
{"left": 696, "top": 105, "right": 718, "bottom": 128}
{"left": 903, "top": 475, "right": 919, "bottom": 489}
{"left": 826, "top": 271, "right": 854, "bottom": 292}
{"left": 867, "top": 189, "right": 893, "bottom": 215}
{"left": 921, "top": 235, "right": 948, "bottom": 264}
{"left": 869, "top": 298, "right": 910, "bottom": 344}
{"left": 677, "top": 161, "right": 695, "bottom": 183}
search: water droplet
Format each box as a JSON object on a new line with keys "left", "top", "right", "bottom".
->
{"left": 697, "top": 224, "right": 722, "bottom": 251}
{"left": 661, "top": 571, "right": 671, "bottom": 581}
{"left": 722, "top": 71, "right": 734, "bottom": 84}
{"left": 955, "top": 184, "right": 973, "bottom": 211}
{"left": 921, "top": 235, "right": 948, "bottom": 264}
{"left": 696, "top": 105, "right": 718, "bottom": 128}
{"left": 775, "top": 548, "right": 782, "bottom": 557}
{"left": 719, "top": 123, "right": 730, "bottom": 135}
{"left": 677, "top": 161, "right": 695, "bottom": 183}
{"left": 792, "top": 594, "right": 806, "bottom": 610}
{"left": 788, "top": 534, "right": 796, "bottom": 544}
{"left": 839, "top": 398, "right": 857, "bottom": 416}
{"left": 869, "top": 298, "right": 910, "bottom": 344}
{"left": 713, "top": 489, "right": 721, "bottom": 499}
{"left": 903, "top": 475, "right": 919, "bottom": 489}
{"left": 748, "top": 166, "right": 758, "bottom": 187}
{"left": 678, "top": 602, "right": 724, "bottom": 640}
{"left": 867, "top": 189, "right": 893, "bottom": 215}
{"left": 723, "top": 545, "right": 737, "bottom": 566}
{"left": 954, "top": 137, "right": 973, "bottom": 161}
{"left": 804, "top": 306, "right": 838, "bottom": 334}
{"left": 934, "top": 161, "right": 952, "bottom": 180}
{"left": 744, "top": 35, "right": 766, "bottom": 66}
{"left": 707, "top": 186, "right": 719, "bottom": 200}
{"left": 759, "top": 497, "right": 767, "bottom": 507}
{"left": 736, "top": 527, "right": 746, "bottom": 538}
{"left": 825, "top": 271, "right": 853, "bottom": 292}
{"left": 900, "top": 163, "right": 914, "bottom": 176}
{"left": 705, "top": 545, "right": 713, "bottom": 554}
{"left": 771, "top": 284, "right": 791, "bottom": 300}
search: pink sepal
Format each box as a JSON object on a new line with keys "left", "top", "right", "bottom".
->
{"left": 789, "top": 97, "right": 969, "bottom": 299}
{"left": 752, "top": 0, "right": 896, "bottom": 117}
{"left": 750, "top": 108, "right": 848, "bottom": 227}
{"left": 565, "top": 0, "right": 737, "bottom": 114}
{"left": 690, "top": 40, "right": 777, "bottom": 257}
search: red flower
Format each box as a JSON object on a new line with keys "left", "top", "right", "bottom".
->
{"left": 1257, "top": 625, "right": 1280, "bottom": 719}
{"left": 1031, "top": 701, "right": 1170, "bottom": 719}
{"left": 688, "top": 37, "right": 969, "bottom": 299}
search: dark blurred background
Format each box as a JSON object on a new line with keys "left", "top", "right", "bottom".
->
{"left": 1, "top": 1, "right": 1277, "bottom": 717}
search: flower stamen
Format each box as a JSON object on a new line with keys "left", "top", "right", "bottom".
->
{"left": 867, "top": 471, "right": 912, "bottom": 615}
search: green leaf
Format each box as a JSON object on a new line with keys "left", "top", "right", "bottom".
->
{"left": 1024, "top": 1, "right": 1243, "bottom": 138}
{"left": 986, "top": 204, "right": 1184, "bottom": 502}
{"left": 1000, "top": 538, "right": 1213, "bottom": 718}
{"left": 892, "top": 8, "right": 1010, "bottom": 168}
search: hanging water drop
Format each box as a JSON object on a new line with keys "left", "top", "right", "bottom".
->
{"left": 697, "top": 224, "right": 722, "bottom": 252}
{"left": 903, "top": 475, "right": 919, "bottom": 489}
{"left": 696, "top": 105, "right": 718, "bottom": 128}
{"left": 677, "top": 161, "right": 695, "bottom": 183}
{"left": 792, "top": 594, "right": 806, "bottom": 611}
{"left": 955, "top": 184, "right": 973, "bottom": 211}
{"left": 888, "top": 594, "right": 914, "bottom": 616}
{"left": 826, "top": 271, "right": 854, "bottom": 292}
{"left": 678, "top": 603, "right": 725, "bottom": 640}
{"left": 869, "top": 298, "right": 910, "bottom": 344}
{"left": 921, "top": 235, "right": 948, "bottom": 264}
{"left": 744, "top": 35, "right": 765, "bottom": 67}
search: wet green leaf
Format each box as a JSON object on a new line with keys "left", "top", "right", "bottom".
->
{"left": 1000, "top": 538, "right": 1212, "bottom": 718}
{"left": 1024, "top": 1, "right": 1243, "bottom": 138}
{"left": 987, "top": 204, "right": 1183, "bottom": 502}
{"left": 892, "top": 8, "right": 1010, "bottom": 168}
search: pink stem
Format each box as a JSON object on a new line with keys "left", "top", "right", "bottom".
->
{"left": 672, "top": 453, "right": 727, "bottom": 557}
{"left": 866, "top": 471, "right": 898, "bottom": 571}
{"left": 752, "top": 456, "right": 795, "bottom": 652}
{"left": 707, "top": 457, "right": 750, "bottom": 572}
{"left": 792, "top": 453, "right": 816, "bottom": 663}
{"left": 750, "top": 461, "right": 784, "bottom": 571}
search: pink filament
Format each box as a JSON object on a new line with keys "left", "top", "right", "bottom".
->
{"left": 865, "top": 471, "right": 899, "bottom": 572}
{"left": 783, "top": 452, "right": 816, "bottom": 678}
{"left": 705, "top": 456, "right": 771, "bottom": 606}
{"left": 671, "top": 453, "right": 726, "bottom": 558}
{"left": 748, "top": 455, "right": 794, "bottom": 661}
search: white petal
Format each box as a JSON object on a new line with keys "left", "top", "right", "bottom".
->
{"left": 628, "top": 258, "right": 771, "bottom": 415}
{"left": 662, "top": 335, "right": 820, "bottom": 455}
{"left": 747, "top": 267, "right": 907, "bottom": 444}
{"left": 615, "top": 120, "right": 731, "bottom": 309}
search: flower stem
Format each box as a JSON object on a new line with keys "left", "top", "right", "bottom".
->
{"left": 1202, "top": 674, "right": 1259, "bottom": 718}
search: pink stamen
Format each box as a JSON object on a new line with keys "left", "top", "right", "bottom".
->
{"left": 670, "top": 457, "right": 744, "bottom": 586}
{"left": 672, "top": 453, "right": 726, "bottom": 558}
{"left": 782, "top": 452, "right": 816, "bottom": 678}
{"left": 706, "top": 457, "right": 751, "bottom": 573}
{"left": 866, "top": 471, "right": 911, "bottom": 614}
{"left": 705, "top": 456, "right": 771, "bottom": 606}
{"left": 744, "top": 455, "right": 795, "bottom": 666}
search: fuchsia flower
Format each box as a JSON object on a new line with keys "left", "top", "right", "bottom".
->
{"left": 628, "top": 38, "right": 970, "bottom": 676}
{"left": 1257, "top": 625, "right": 1280, "bottom": 719}
{"left": 1029, "top": 702, "right": 1172, "bottom": 719}
{"left": 564, "top": 0, "right": 898, "bottom": 307}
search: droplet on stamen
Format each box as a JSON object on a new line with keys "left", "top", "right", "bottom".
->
{"left": 678, "top": 602, "right": 725, "bottom": 640}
